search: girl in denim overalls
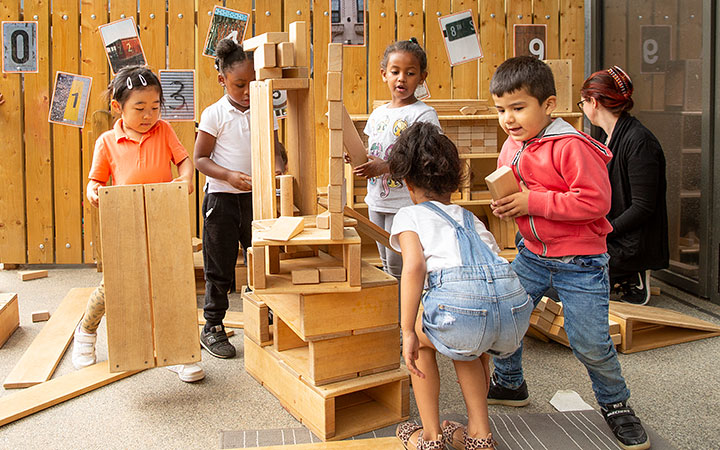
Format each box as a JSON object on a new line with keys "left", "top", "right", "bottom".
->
{"left": 388, "top": 122, "right": 532, "bottom": 450}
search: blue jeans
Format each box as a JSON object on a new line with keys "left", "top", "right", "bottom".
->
{"left": 492, "top": 240, "right": 630, "bottom": 405}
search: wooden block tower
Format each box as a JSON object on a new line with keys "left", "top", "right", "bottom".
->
{"left": 243, "top": 27, "right": 409, "bottom": 441}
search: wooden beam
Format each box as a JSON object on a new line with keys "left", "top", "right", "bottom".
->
{"left": 0, "top": 293, "right": 20, "bottom": 348}
{"left": 276, "top": 42, "right": 295, "bottom": 67}
{"left": 288, "top": 21, "right": 307, "bottom": 67}
{"left": 19, "top": 270, "right": 48, "bottom": 281}
{"left": 242, "top": 32, "right": 289, "bottom": 51}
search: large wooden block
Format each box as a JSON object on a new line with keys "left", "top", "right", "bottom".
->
{"left": 0, "top": 293, "right": 19, "bottom": 348}
{"left": 256, "top": 67, "right": 283, "bottom": 81}
{"left": 342, "top": 106, "right": 368, "bottom": 167}
{"left": 328, "top": 101, "right": 343, "bottom": 130}
{"left": 319, "top": 266, "right": 346, "bottom": 283}
{"left": 345, "top": 244, "right": 362, "bottom": 287}
{"left": 292, "top": 268, "right": 320, "bottom": 285}
{"left": 329, "top": 129, "right": 344, "bottom": 158}
{"left": 242, "top": 32, "right": 289, "bottom": 52}
{"left": 278, "top": 174, "right": 294, "bottom": 217}
{"left": 289, "top": 22, "right": 308, "bottom": 67}
{"left": 329, "top": 157, "right": 344, "bottom": 186}
{"left": 327, "top": 185, "right": 345, "bottom": 213}
{"left": 330, "top": 214, "right": 344, "bottom": 241}
{"left": 327, "top": 72, "right": 343, "bottom": 102}
{"left": 254, "top": 43, "right": 277, "bottom": 70}
{"left": 242, "top": 290, "right": 271, "bottom": 346}
{"left": 276, "top": 42, "right": 295, "bottom": 67}
{"left": 328, "top": 43, "right": 343, "bottom": 71}
{"left": 485, "top": 166, "right": 520, "bottom": 200}
{"left": 19, "top": 270, "right": 48, "bottom": 281}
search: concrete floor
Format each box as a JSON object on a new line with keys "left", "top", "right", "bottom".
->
{"left": 0, "top": 266, "right": 719, "bottom": 449}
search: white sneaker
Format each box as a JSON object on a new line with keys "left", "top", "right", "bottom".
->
{"left": 167, "top": 363, "right": 205, "bottom": 383}
{"left": 72, "top": 325, "right": 97, "bottom": 369}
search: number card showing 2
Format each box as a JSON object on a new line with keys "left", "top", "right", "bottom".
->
{"left": 2, "top": 21, "right": 38, "bottom": 73}
{"left": 160, "top": 70, "right": 196, "bottom": 122}
{"left": 48, "top": 71, "right": 92, "bottom": 128}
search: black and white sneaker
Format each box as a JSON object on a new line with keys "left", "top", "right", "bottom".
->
{"left": 487, "top": 373, "right": 530, "bottom": 406}
{"left": 200, "top": 324, "right": 236, "bottom": 359}
{"left": 601, "top": 401, "right": 650, "bottom": 450}
{"left": 617, "top": 271, "right": 651, "bottom": 305}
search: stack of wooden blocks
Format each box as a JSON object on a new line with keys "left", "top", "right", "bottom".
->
{"left": 529, "top": 297, "right": 622, "bottom": 348}
{"left": 242, "top": 32, "right": 409, "bottom": 441}
{"left": 444, "top": 121, "right": 498, "bottom": 154}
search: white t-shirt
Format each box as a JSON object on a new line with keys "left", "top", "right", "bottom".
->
{"left": 198, "top": 95, "right": 278, "bottom": 194}
{"left": 363, "top": 101, "right": 441, "bottom": 213}
{"left": 390, "top": 201, "right": 503, "bottom": 273}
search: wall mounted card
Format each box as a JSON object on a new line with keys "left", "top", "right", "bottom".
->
{"left": 159, "top": 70, "right": 196, "bottom": 121}
{"left": 330, "top": 0, "right": 366, "bottom": 46}
{"left": 2, "top": 21, "right": 38, "bottom": 73}
{"left": 415, "top": 81, "right": 430, "bottom": 101}
{"left": 640, "top": 25, "right": 672, "bottom": 74}
{"left": 438, "top": 10, "right": 483, "bottom": 66}
{"left": 514, "top": 24, "right": 547, "bottom": 60}
{"left": 48, "top": 71, "right": 92, "bottom": 128}
{"left": 98, "top": 17, "right": 147, "bottom": 75}
{"left": 203, "top": 6, "right": 250, "bottom": 57}
{"left": 273, "top": 89, "right": 287, "bottom": 120}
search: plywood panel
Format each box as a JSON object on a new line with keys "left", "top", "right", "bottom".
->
{"left": 425, "top": 0, "right": 452, "bottom": 99}
{"left": 451, "top": 0, "right": 480, "bottom": 99}
{"left": 397, "top": 0, "right": 424, "bottom": 43}
{"left": 144, "top": 183, "right": 200, "bottom": 366}
{"left": 559, "top": 0, "right": 584, "bottom": 112}
{"left": 52, "top": 0, "right": 83, "bottom": 263}
{"left": 368, "top": 0, "right": 395, "bottom": 106}
{"left": 533, "top": 0, "right": 560, "bottom": 59}
{"left": 479, "top": 0, "right": 506, "bottom": 100}
{"left": 99, "top": 185, "right": 154, "bottom": 372}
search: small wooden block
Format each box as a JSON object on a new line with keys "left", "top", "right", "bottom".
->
{"left": 316, "top": 211, "right": 331, "bottom": 229}
{"left": 327, "top": 185, "right": 345, "bottom": 213}
{"left": 276, "top": 42, "right": 295, "bottom": 67}
{"left": 19, "top": 270, "right": 48, "bottom": 281}
{"left": 342, "top": 106, "right": 368, "bottom": 167}
{"left": 191, "top": 237, "right": 202, "bottom": 252}
{"left": 485, "top": 166, "right": 520, "bottom": 200}
{"left": 242, "top": 291, "right": 271, "bottom": 346}
{"left": 609, "top": 319, "right": 621, "bottom": 335}
{"left": 31, "top": 310, "right": 50, "bottom": 323}
{"left": 319, "top": 266, "right": 346, "bottom": 283}
{"left": 651, "top": 286, "right": 661, "bottom": 296}
{"left": 611, "top": 333, "right": 622, "bottom": 346}
{"left": 292, "top": 268, "right": 320, "bottom": 285}
{"left": 254, "top": 43, "right": 277, "bottom": 70}
{"left": 327, "top": 72, "right": 343, "bottom": 101}
{"left": 329, "top": 157, "right": 344, "bottom": 186}
{"left": 330, "top": 213, "right": 344, "bottom": 241}
{"left": 264, "top": 216, "right": 305, "bottom": 241}
{"left": 544, "top": 298, "right": 562, "bottom": 315}
{"left": 282, "top": 67, "right": 309, "bottom": 78}
{"left": 460, "top": 106, "right": 478, "bottom": 115}
{"left": 278, "top": 174, "right": 294, "bottom": 217}
{"left": 328, "top": 43, "right": 343, "bottom": 71}
{"left": 249, "top": 247, "right": 266, "bottom": 289}
{"left": 346, "top": 244, "right": 362, "bottom": 287}
{"left": 329, "top": 129, "right": 344, "bottom": 158}
{"left": 328, "top": 101, "right": 343, "bottom": 130}
{"left": 288, "top": 21, "right": 307, "bottom": 67}
{"left": 256, "top": 67, "right": 283, "bottom": 81}
{"left": 242, "top": 32, "right": 289, "bottom": 51}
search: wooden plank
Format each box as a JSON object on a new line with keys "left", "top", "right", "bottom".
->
{"left": 313, "top": 0, "right": 331, "bottom": 188}
{"left": 343, "top": 206, "right": 395, "bottom": 253}
{"left": 425, "top": 0, "right": 453, "bottom": 99}
{"left": 99, "top": 185, "right": 155, "bottom": 372}
{"left": 451, "top": 0, "right": 480, "bottom": 99}
{"left": 138, "top": 0, "right": 166, "bottom": 71}
{"left": 243, "top": 32, "right": 289, "bottom": 52}
{"left": 3, "top": 288, "right": 93, "bottom": 388}
{"left": 25, "top": 0, "right": 54, "bottom": 263}
{"left": 0, "top": 1, "right": 27, "bottom": 264}
{"left": 559, "top": 0, "right": 585, "bottom": 112}
{"left": 286, "top": 83, "right": 318, "bottom": 216}
{"left": 254, "top": 223, "right": 361, "bottom": 247}
{"left": 368, "top": 0, "right": 396, "bottom": 105}
{"left": 254, "top": 437, "right": 403, "bottom": 450}
{"left": 343, "top": 106, "right": 369, "bottom": 167}
{"left": 31, "top": 311, "right": 51, "bottom": 322}
{"left": 196, "top": 309, "right": 244, "bottom": 328}
{"left": 0, "top": 293, "right": 19, "bottom": 348}
{"left": 479, "top": 0, "right": 505, "bottom": 99}
{"left": 52, "top": 0, "right": 82, "bottom": 263}
{"left": 144, "top": 183, "right": 201, "bottom": 367}
{"left": 533, "top": 0, "right": 560, "bottom": 59}
{"left": 397, "top": 0, "right": 424, "bottom": 43}
{"left": 506, "top": 0, "right": 533, "bottom": 57}
{"left": 264, "top": 216, "right": 305, "bottom": 241}
{"left": 342, "top": 23, "right": 368, "bottom": 116}
{"left": 0, "top": 361, "right": 140, "bottom": 427}
{"left": 250, "top": 80, "right": 277, "bottom": 220}
{"left": 110, "top": 0, "right": 136, "bottom": 20}
{"left": 19, "top": 270, "right": 48, "bottom": 281}
{"left": 292, "top": 268, "right": 320, "bottom": 285}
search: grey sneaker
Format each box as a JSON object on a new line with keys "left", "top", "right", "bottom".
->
{"left": 200, "top": 324, "right": 236, "bottom": 359}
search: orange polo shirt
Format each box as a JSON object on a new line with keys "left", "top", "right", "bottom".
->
{"left": 88, "top": 119, "right": 189, "bottom": 186}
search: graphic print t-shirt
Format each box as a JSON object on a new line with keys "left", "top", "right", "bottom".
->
{"left": 363, "top": 101, "right": 441, "bottom": 213}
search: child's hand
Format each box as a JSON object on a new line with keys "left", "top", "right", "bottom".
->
{"left": 0, "top": 92, "right": 5, "bottom": 105}
{"left": 491, "top": 182, "right": 530, "bottom": 220}
{"left": 343, "top": 151, "right": 352, "bottom": 164}
{"left": 172, "top": 176, "right": 194, "bottom": 195}
{"left": 402, "top": 330, "right": 425, "bottom": 379}
{"left": 227, "top": 171, "right": 252, "bottom": 191}
{"left": 353, "top": 155, "right": 388, "bottom": 179}
{"left": 87, "top": 181, "right": 101, "bottom": 208}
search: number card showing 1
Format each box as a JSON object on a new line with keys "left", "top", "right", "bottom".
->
{"left": 48, "top": 71, "right": 92, "bottom": 128}
{"left": 2, "top": 21, "right": 38, "bottom": 73}
{"left": 160, "top": 70, "right": 196, "bottom": 122}
{"left": 514, "top": 24, "right": 547, "bottom": 60}
{"left": 641, "top": 25, "right": 671, "bottom": 74}
{"left": 438, "top": 10, "right": 483, "bottom": 67}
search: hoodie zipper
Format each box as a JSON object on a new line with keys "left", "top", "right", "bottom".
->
{"left": 511, "top": 138, "right": 548, "bottom": 256}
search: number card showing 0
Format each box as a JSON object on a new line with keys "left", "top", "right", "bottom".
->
{"left": 514, "top": 24, "right": 547, "bottom": 60}
{"left": 2, "top": 21, "right": 38, "bottom": 73}
{"left": 160, "top": 70, "right": 196, "bottom": 122}
{"left": 438, "top": 10, "right": 483, "bottom": 67}
{"left": 48, "top": 71, "right": 93, "bottom": 128}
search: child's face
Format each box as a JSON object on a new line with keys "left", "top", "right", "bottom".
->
{"left": 113, "top": 87, "right": 161, "bottom": 135}
{"left": 381, "top": 51, "right": 427, "bottom": 106}
{"left": 219, "top": 59, "right": 255, "bottom": 111}
{"left": 492, "top": 87, "right": 556, "bottom": 142}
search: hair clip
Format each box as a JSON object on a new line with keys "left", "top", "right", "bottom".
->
{"left": 126, "top": 77, "right": 133, "bottom": 90}
{"left": 138, "top": 73, "right": 148, "bottom": 86}
{"left": 409, "top": 37, "right": 419, "bottom": 45}
{"left": 607, "top": 66, "right": 633, "bottom": 98}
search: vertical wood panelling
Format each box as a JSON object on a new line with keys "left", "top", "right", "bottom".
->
{"left": 507, "top": 0, "right": 533, "bottom": 57}
{"left": 480, "top": 0, "right": 506, "bottom": 99}
{"left": 138, "top": 0, "right": 166, "bottom": 72}
{"left": 397, "top": 0, "right": 424, "bottom": 43}
{"left": 677, "top": 0, "right": 702, "bottom": 60}
{"left": 313, "top": 0, "right": 331, "bottom": 187}
{"left": 533, "top": 0, "right": 560, "bottom": 59}
{"left": 602, "top": 0, "right": 627, "bottom": 67}
{"left": 368, "top": 0, "right": 396, "bottom": 105}
{"left": 559, "top": 0, "right": 584, "bottom": 111}
{"left": 424, "top": 0, "right": 452, "bottom": 99}
{"left": 52, "top": 0, "right": 83, "bottom": 263}
{"left": 110, "top": 0, "right": 136, "bottom": 21}
{"left": 343, "top": 21, "right": 368, "bottom": 114}
{"left": 24, "top": 0, "right": 53, "bottom": 263}
{"left": 626, "top": 2, "right": 653, "bottom": 111}
{"left": 451, "top": 0, "right": 480, "bottom": 99}
{"left": 254, "top": 0, "right": 280, "bottom": 35}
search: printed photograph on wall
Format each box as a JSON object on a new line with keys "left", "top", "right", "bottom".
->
{"left": 438, "top": 10, "right": 483, "bottom": 66}
{"left": 48, "top": 71, "right": 92, "bottom": 128}
{"left": 2, "top": 21, "right": 38, "bottom": 73}
{"left": 330, "top": 0, "right": 366, "bottom": 46}
{"left": 159, "top": 70, "right": 196, "bottom": 121}
{"left": 98, "top": 17, "right": 147, "bottom": 75}
{"left": 273, "top": 89, "right": 287, "bottom": 120}
{"left": 203, "top": 6, "right": 250, "bottom": 57}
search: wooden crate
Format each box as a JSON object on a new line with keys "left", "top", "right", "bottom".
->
{"left": 0, "top": 293, "right": 20, "bottom": 348}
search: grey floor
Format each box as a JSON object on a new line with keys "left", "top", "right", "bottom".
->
{"left": 0, "top": 266, "right": 719, "bottom": 450}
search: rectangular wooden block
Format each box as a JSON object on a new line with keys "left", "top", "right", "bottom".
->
{"left": 191, "top": 236, "right": 202, "bottom": 252}
{"left": 544, "top": 298, "right": 562, "bottom": 315}
{"left": 0, "top": 293, "right": 20, "bottom": 348}
{"left": 242, "top": 290, "right": 271, "bottom": 346}
{"left": 279, "top": 174, "right": 294, "bottom": 217}
{"left": 328, "top": 43, "right": 343, "bottom": 71}
{"left": 19, "top": 270, "right": 48, "bottom": 281}
{"left": 330, "top": 214, "right": 344, "bottom": 241}
{"left": 31, "top": 310, "right": 50, "bottom": 322}
{"left": 328, "top": 185, "right": 345, "bottom": 213}
{"left": 345, "top": 244, "right": 362, "bottom": 287}
{"left": 271, "top": 78, "right": 309, "bottom": 91}
{"left": 329, "top": 129, "right": 344, "bottom": 158}
{"left": 242, "top": 32, "right": 289, "bottom": 51}
{"left": 249, "top": 247, "right": 266, "bottom": 289}
{"left": 276, "top": 42, "right": 295, "bottom": 67}
{"left": 265, "top": 216, "right": 305, "bottom": 241}
{"left": 543, "top": 59, "right": 572, "bottom": 113}
{"left": 267, "top": 245, "right": 281, "bottom": 274}
{"left": 283, "top": 67, "right": 310, "bottom": 78}
{"left": 329, "top": 157, "right": 344, "bottom": 186}
{"left": 289, "top": 22, "right": 308, "bottom": 67}
{"left": 254, "top": 43, "right": 277, "bottom": 70}
{"left": 256, "top": 67, "right": 283, "bottom": 80}
{"left": 343, "top": 106, "right": 368, "bottom": 167}
{"left": 328, "top": 101, "right": 343, "bottom": 130}
{"left": 327, "top": 72, "right": 343, "bottom": 101}
{"left": 485, "top": 166, "right": 520, "bottom": 200}
{"left": 319, "top": 266, "right": 346, "bottom": 282}
{"left": 316, "top": 211, "right": 331, "bottom": 229}
{"left": 292, "top": 268, "right": 320, "bottom": 285}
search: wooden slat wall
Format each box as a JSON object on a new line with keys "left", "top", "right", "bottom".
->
{"left": 0, "top": 0, "right": 588, "bottom": 265}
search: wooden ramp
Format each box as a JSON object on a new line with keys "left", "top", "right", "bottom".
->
{"left": 609, "top": 301, "right": 720, "bottom": 353}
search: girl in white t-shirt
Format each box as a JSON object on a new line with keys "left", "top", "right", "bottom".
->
{"left": 194, "top": 39, "right": 285, "bottom": 359}
{"left": 353, "top": 38, "right": 441, "bottom": 279}
{"left": 389, "top": 122, "right": 532, "bottom": 450}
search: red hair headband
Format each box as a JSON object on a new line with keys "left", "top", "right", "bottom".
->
{"left": 607, "top": 66, "right": 633, "bottom": 99}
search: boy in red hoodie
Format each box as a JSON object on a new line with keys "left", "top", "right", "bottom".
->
{"left": 488, "top": 56, "right": 649, "bottom": 450}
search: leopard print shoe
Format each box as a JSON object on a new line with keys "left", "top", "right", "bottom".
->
{"left": 464, "top": 432, "right": 495, "bottom": 450}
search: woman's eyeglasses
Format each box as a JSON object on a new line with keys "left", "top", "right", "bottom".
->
{"left": 577, "top": 100, "right": 585, "bottom": 109}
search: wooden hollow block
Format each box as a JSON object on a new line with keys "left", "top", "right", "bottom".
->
{"left": 274, "top": 316, "right": 308, "bottom": 351}
{"left": 266, "top": 245, "right": 281, "bottom": 274}
{"left": 316, "top": 211, "right": 331, "bottom": 229}
{"left": 329, "top": 129, "right": 344, "bottom": 158}
{"left": 328, "top": 185, "right": 344, "bottom": 213}
{"left": 254, "top": 43, "right": 277, "bottom": 70}
{"left": 19, "top": 270, "right": 48, "bottom": 281}
{"left": 346, "top": 244, "right": 362, "bottom": 287}
{"left": 292, "top": 268, "right": 320, "bottom": 285}
{"left": 270, "top": 78, "right": 309, "bottom": 90}
{"left": 330, "top": 213, "right": 344, "bottom": 241}
{"left": 282, "top": 67, "right": 309, "bottom": 78}
{"left": 328, "top": 101, "right": 343, "bottom": 130}
{"left": 319, "top": 266, "right": 346, "bottom": 283}
{"left": 328, "top": 43, "right": 343, "bottom": 71}
{"left": 485, "top": 166, "right": 520, "bottom": 200}
{"left": 329, "top": 157, "right": 344, "bottom": 186}
{"left": 242, "top": 31, "right": 289, "bottom": 52}
{"left": 264, "top": 216, "right": 305, "bottom": 241}
{"left": 0, "top": 293, "right": 20, "bottom": 348}
{"left": 343, "top": 106, "right": 368, "bottom": 167}
{"left": 279, "top": 174, "right": 294, "bottom": 217}
{"left": 242, "top": 291, "right": 271, "bottom": 346}
{"left": 276, "top": 41, "right": 295, "bottom": 67}
{"left": 31, "top": 310, "right": 50, "bottom": 323}
{"left": 327, "top": 72, "right": 343, "bottom": 102}
{"left": 256, "top": 67, "right": 283, "bottom": 80}
{"left": 288, "top": 21, "right": 308, "bottom": 67}
{"left": 249, "top": 247, "right": 266, "bottom": 289}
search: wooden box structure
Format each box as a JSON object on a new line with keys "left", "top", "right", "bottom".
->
{"left": 0, "top": 293, "right": 20, "bottom": 348}
{"left": 244, "top": 31, "right": 408, "bottom": 440}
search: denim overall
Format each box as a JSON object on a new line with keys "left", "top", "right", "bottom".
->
{"left": 420, "top": 202, "right": 532, "bottom": 361}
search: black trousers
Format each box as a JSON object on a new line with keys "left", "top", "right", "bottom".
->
{"left": 202, "top": 192, "right": 253, "bottom": 327}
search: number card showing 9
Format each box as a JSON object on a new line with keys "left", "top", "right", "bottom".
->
{"left": 438, "top": 10, "right": 483, "bottom": 67}
{"left": 513, "top": 24, "right": 547, "bottom": 60}
{"left": 159, "top": 70, "right": 196, "bottom": 122}
{"left": 2, "top": 21, "right": 38, "bottom": 73}
{"left": 48, "top": 71, "right": 93, "bottom": 128}
{"left": 640, "top": 25, "right": 671, "bottom": 74}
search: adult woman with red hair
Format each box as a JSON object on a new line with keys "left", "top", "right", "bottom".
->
{"left": 579, "top": 66, "right": 668, "bottom": 305}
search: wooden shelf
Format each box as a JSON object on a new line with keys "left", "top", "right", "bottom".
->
{"left": 350, "top": 112, "right": 584, "bottom": 121}
{"left": 459, "top": 152, "right": 501, "bottom": 159}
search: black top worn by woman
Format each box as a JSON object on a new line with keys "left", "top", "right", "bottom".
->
{"left": 604, "top": 113, "right": 669, "bottom": 274}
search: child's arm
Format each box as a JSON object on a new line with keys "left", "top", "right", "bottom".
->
{"left": 87, "top": 180, "right": 103, "bottom": 208}
{"left": 0, "top": 92, "right": 4, "bottom": 106}
{"left": 397, "top": 230, "right": 427, "bottom": 379}
{"left": 353, "top": 155, "right": 388, "bottom": 179}
{"left": 491, "top": 183, "right": 530, "bottom": 220}
{"left": 274, "top": 131, "right": 288, "bottom": 175}
{"left": 194, "top": 130, "right": 252, "bottom": 191}
{"left": 173, "top": 157, "right": 195, "bottom": 195}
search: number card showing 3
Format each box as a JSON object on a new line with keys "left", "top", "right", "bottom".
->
{"left": 160, "top": 70, "right": 196, "bottom": 122}
{"left": 2, "top": 21, "right": 38, "bottom": 73}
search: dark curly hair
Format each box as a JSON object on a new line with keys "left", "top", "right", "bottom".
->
{"left": 106, "top": 65, "right": 163, "bottom": 107}
{"left": 214, "top": 38, "right": 253, "bottom": 74}
{"left": 380, "top": 37, "right": 427, "bottom": 73}
{"left": 388, "top": 122, "right": 463, "bottom": 197}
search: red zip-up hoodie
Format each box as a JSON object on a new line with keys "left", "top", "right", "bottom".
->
{"left": 497, "top": 118, "right": 613, "bottom": 257}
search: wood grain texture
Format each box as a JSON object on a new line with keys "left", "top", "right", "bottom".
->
{"left": 425, "top": 0, "right": 452, "bottom": 99}
{"left": 451, "top": 0, "right": 480, "bottom": 99}
{"left": 0, "top": 293, "right": 19, "bottom": 348}
{"left": 479, "top": 0, "right": 505, "bottom": 99}
{"left": 368, "top": 0, "right": 395, "bottom": 106}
